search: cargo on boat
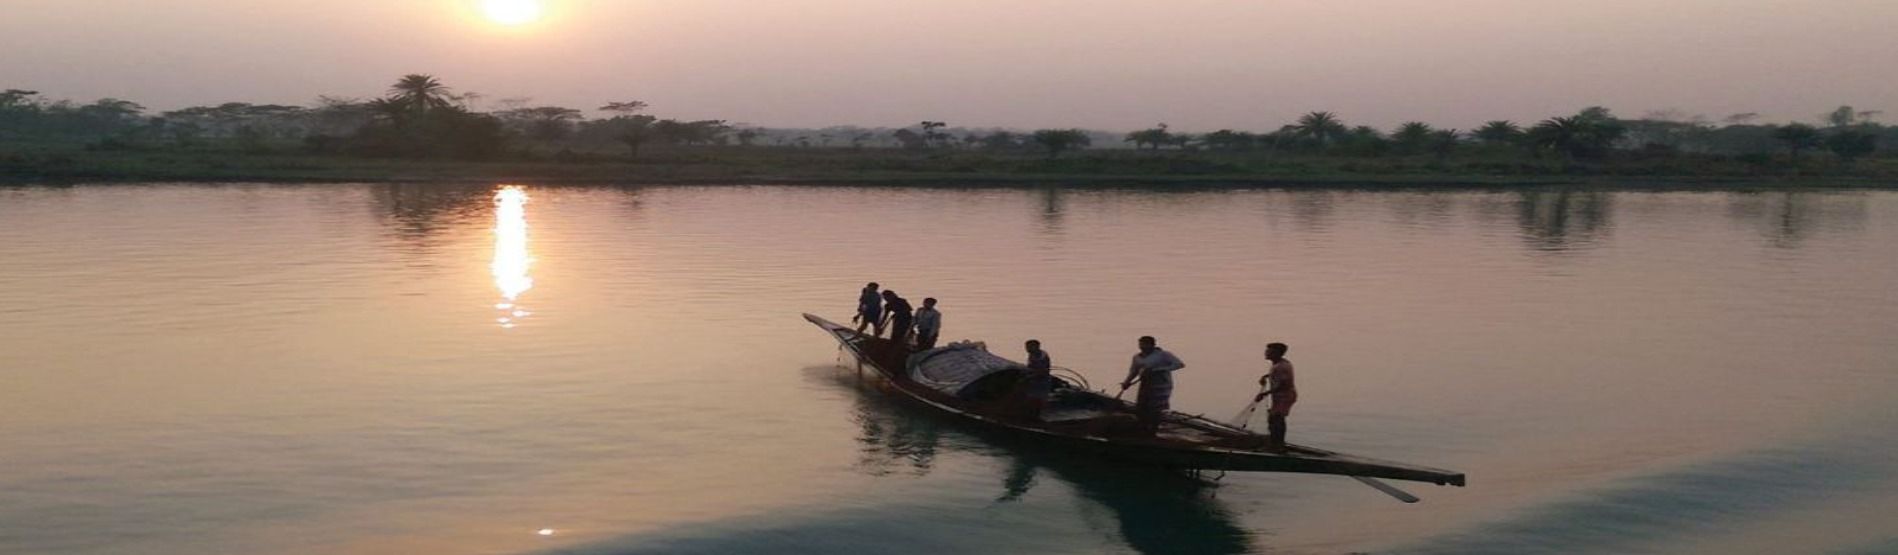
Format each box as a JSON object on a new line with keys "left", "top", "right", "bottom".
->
{"left": 805, "top": 313, "right": 1467, "bottom": 488}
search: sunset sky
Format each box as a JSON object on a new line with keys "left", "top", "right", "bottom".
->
{"left": 5, "top": 0, "right": 1895, "bottom": 130}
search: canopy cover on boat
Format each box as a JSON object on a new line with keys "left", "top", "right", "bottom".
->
{"left": 907, "top": 342, "right": 1023, "bottom": 397}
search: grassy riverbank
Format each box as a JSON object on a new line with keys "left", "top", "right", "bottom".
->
{"left": 5, "top": 142, "right": 1896, "bottom": 187}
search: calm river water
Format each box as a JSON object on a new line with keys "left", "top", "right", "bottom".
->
{"left": 3, "top": 183, "right": 1896, "bottom": 555}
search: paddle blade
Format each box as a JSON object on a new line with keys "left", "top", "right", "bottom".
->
{"left": 1351, "top": 476, "right": 1421, "bottom": 503}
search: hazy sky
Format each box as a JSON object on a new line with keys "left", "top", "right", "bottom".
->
{"left": 4, "top": 0, "right": 1895, "bottom": 130}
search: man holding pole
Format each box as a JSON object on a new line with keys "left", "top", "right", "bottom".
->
{"left": 1121, "top": 336, "right": 1184, "bottom": 436}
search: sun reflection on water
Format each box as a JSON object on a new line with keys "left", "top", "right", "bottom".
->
{"left": 492, "top": 185, "right": 533, "bottom": 328}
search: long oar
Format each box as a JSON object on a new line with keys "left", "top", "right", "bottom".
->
{"left": 1350, "top": 476, "right": 1421, "bottom": 503}
{"left": 1116, "top": 372, "right": 1142, "bottom": 400}
{"left": 1229, "top": 384, "right": 1420, "bottom": 504}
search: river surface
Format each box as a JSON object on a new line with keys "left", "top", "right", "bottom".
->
{"left": 2, "top": 183, "right": 1896, "bottom": 555}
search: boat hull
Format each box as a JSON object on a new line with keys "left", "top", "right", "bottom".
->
{"left": 804, "top": 313, "right": 1465, "bottom": 487}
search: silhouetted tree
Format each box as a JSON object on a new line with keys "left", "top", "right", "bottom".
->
{"left": 1528, "top": 110, "right": 1626, "bottom": 160}
{"left": 1125, "top": 123, "right": 1172, "bottom": 150}
{"left": 1335, "top": 125, "right": 1390, "bottom": 156}
{"left": 601, "top": 101, "right": 649, "bottom": 115}
{"left": 1772, "top": 124, "right": 1822, "bottom": 160}
{"left": 1031, "top": 129, "right": 1091, "bottom": 158}
{"left": 0, "top": 89, "right": 37, "bottom": 110}
{"left": 1429, "top": 129, "right": 1461, "bottom": 162}
{"left": 499, "top": 106, "right": 583, "bottom": 141}
{"left": 1823, "top": 129, "right": 1876, "bottom": 162}
{"left": 1166, "top": 132, "right": 1197, "bottom": 150}
{"left": 1824, "top": 105, "right": 1881, "bottom": 128}
{"left": 892, "top": 128, "right": 927, "bottom": 150}
{"left": 1200, "top": 129, "right": 1254, "bottom": 151}
{"left": 979, "top": 131, "right": 1021, "bottom": 151}
{"left": 649, "top": 119, "right": 730, "bottom": 146}
{"left": 1623, "top": 114, "right": 1713, "bottom": 153}
{"left": 388, "top": 74, "right": 454, "bottom": 116}
{"left": 1475, "top": 120, "right": 1523, "bottom": 144}
{"left": 1392, "top": 122, "right": 1434, "bottom": 154}
{"left": 1295, "top": 111, "right": 1347, "bottom": 147}
{"left": 920, "top": 121, "right": 948, "bottom": 148}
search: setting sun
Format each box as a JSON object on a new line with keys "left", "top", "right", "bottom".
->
{"left": 481, "top": 0, "right": 544, "bottom": 26}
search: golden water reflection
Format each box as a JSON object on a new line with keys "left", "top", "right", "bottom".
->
{"left": 492, "top": 185, "right": 533, "bottom": 329}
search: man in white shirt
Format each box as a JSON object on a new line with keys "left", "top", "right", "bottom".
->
{"left": 913, "top": 297, "right": 942, "bottom": 350}
{"left": 1121, "top": 336, "right": 1185, "bottom": 436}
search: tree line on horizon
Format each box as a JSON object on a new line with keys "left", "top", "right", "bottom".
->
{"left": 1, "top": 74, "right": 1888, "bottom": 165}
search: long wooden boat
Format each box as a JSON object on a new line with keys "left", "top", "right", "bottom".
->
{"left": 805, "top": 313, "right": 1466, "bottom": 488}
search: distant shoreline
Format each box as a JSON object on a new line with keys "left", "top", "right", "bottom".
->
{"left": 4, "top": 148, "right": 1894, "bottom": 189}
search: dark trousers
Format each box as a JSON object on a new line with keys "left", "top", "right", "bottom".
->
{"left": 1135, "top": 380, "right": 1170, "bottom": 436}
{"left": 915, "top": 331, "right": 938, "bottom": 350}
{"left": 1267, "top": 414, "right": 1288, "bottom": 448}
{"left": 889, "top": 317, "right": 913, "bottom": 344}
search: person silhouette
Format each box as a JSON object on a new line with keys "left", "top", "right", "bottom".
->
{"left": 1254, "top": 342, "right": 1297, "bottom": 450}
{"left": 880, "top": 290, "right": 914, "bottom": 345}
{"left": 1121, "top": 336, "right": 1184, "bottom": 436}
{"left": 853, "top": 282, "right": 883, "bottom": 336}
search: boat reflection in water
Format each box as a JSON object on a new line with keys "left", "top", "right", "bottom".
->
{"left": 492, "top": 185, "right": 534, "bottom": 329}
{"left": 837, "top": 371, "right": 1256, "bottom": 555}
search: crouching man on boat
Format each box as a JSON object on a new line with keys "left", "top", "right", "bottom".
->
{"left": 1121, "top": 336, "right": 1185, "bottom": 436}
{"left": 881, "top": 290, "right": 915, "bottom": 345}
{"left": 1254, "top": 342, "right": 1296, "bottom": 450}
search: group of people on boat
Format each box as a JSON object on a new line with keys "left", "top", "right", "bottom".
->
{"left": 852, "top": 282, "right": 943, "bottom": 349}
{"left": 849, "top": 282, "right": 1300, "bottom": 450}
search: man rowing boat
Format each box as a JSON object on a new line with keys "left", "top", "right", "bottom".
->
{"left": 1121, "top": 336, "right": 1184, "bottom": 436}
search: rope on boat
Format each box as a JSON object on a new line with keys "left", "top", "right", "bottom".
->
{"left": 1050, "top": 366, "right": 1091, "bottom": 391}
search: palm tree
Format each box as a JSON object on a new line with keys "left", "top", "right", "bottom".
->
{"left": 1393, "top": 122, "right": 1434, "bottom": 153}
{"left": 1529, "top": 116, "right": 1587, "bottom": 160}
{"left": 1295, "top": 111, "right": 1347, "bottom": 146}
{"left": 388, "top": 74, "right": 454, "bottom": 116}
{"left": 1475, "top": 120, "right": 1523, "bottom": 144}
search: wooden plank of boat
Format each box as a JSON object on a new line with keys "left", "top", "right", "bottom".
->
{"left": 802, "top": 313, "right": 1467, "bottom": 488}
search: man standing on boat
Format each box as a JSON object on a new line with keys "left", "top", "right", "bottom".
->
{"left": 881, "top": 290, "right": 915, "bottom": 345}
{"left": 1254, "top": 342, "right": 1296, "bottom": 450}
{"left": 913, "top": 298, "right": 942, "bottom": 350}
{"left": 1020, "top": 339, "right": 1054, "bottom": 419}
{"left": 853, "top": 282, "right": 883, "bottom": 336}
{"left": 1121, "top": 336, "right": 1184, "bottom": 436}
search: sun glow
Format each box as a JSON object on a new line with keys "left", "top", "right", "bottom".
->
{"left": 482, "top": 0, "right": 545, "bottom": 26}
